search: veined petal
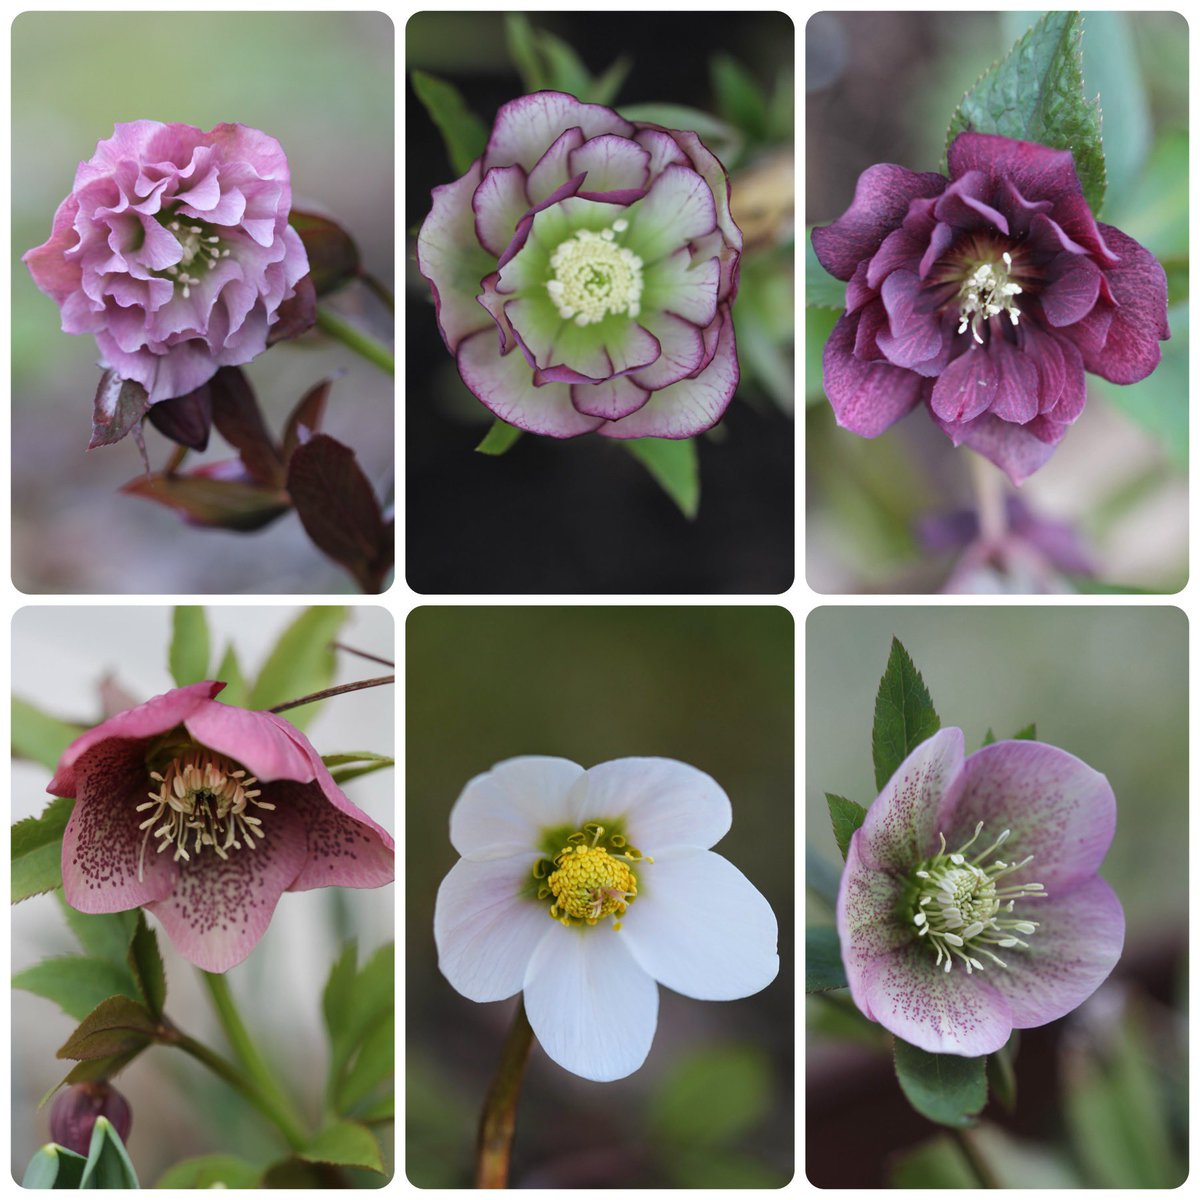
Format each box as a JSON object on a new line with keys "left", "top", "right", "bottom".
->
{"left": 641, "top": 248, "right": 719, "bottom": 328}
{"left": 821, "top": 311, "right": 923, "bottom": 438}
{"left": 523, "top": 923, "right": 658, "bottom": 1080}
{"left": 435, "top": 856, "right": 553, "bottom": 1002}
{"left": 485, "top": 93, "right": 634, "bottom": 174}
{"left": 472, "top": 165, "right": 530, "bottom": 258}
{"left": 628, "top": 311, "right": 707, "bottom": 391}
{"left": 571, "top": 375, "right": 650, "bottom": 420}
{"left": 571, "top": 134, "right": 650, "bottom": 200}
{"left": 183, "top": 700, "right": 315, "bottom": 783}
{"left": 623, "top": 165, "right": 717, "bottom": 265}
{"left": 620, "top": 848, "right": 778, "bottom": 999}
{"left": 526, "top": 127, "right": 585, "bottom": 206}
{"left": 929, "top": 406, "right": 1064, "bottom": 486}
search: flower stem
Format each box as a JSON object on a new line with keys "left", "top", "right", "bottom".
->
{"left": 950, "top": 1127, "right": 999, "bottom": 1189}
{"left": 200, "top": 972, "right": 310, "bottom": 1148}
{"left": 474, "top": 1000, "right": 535, "bottom": 1188}
{"left": 332, "top": 641, "right": 395, "bottom": 669}
{"left": 358, "top": 271, "right": 395, "bottom": 313}
{"left": 969, "top": 452, "right": 1008, "bottom": 544}
{"left": 315, "top": 305, "right": 394, "bottom": 375}
{"left": 269, "top": 673, "right": 395, "bottom": 714}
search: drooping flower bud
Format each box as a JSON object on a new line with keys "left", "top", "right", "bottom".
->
{"left": 50, "top": 1083, "right": 133, "bottom": 1156}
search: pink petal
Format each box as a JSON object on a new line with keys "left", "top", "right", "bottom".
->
{"left": 628, "top": 311, "right": 707, "bottom": 391}
{"left": 280, "top": 777, "right": 395, "bottom": 892}
{"left": 183, "top": 701, "right": 316, "bottom": 783}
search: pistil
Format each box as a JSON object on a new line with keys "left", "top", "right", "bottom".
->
{"left": 957, "top": 252, "right": 1023, "bottom": 344}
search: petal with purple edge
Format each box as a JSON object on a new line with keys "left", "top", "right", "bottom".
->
{"left": 484, "top": 92, "right": 634, "bottom": 174}
{"left": 571, "top": 375, "right": 650, "bottom": 419}
{"left": 937, "top": 739, "right": 1116, "bottom": 893}
{"left": 434, "top": 855, "right": 553, "bottom": 1002}
{"left": 621, "top": 847, "right": 778, "bottom": 1000}
{"left": 526, "top": 127, "right": 585, "bottom": 205}
{"left": 144, "top": 804, "right": 310, "bottom": 973}
{"left": 623, "top": 165, "right": 717, "bottom": 265}
{"left": 860, "top": 940, "right": 1013, "bottom": 1056}
{"left": 641, "top": 249, "right": 719, "bottom": 328}
{"left": 947, "top": 132, "right": 1082, "bottom": 205}
{"left": 457, "top": 326, "right": 603, "bottom": 437}
{"left": 472, "top": 165, "right": 531, "bottom": 258}
{"left": 523, "top": 921, "right": 658, "bottom": 1081}
{"left": 811, "top": 164, "right": 946, "bottom": 281}
{"left": 983, "top": 875, "right": 1124, "bottom": 1029}
{"left": 628, "top": 311, "right": 707, "bottom": 390}
{"left": 820, "top": 311, "right": 923, "bottom": 438}
{"left": 571, "top": 134, "right": 650, "bottom": 200}
{"left": 477, "top": 271, "right": 517, "bottom": 354}
{"left": 634, "top": 127, "right": 689, "bottom": 177}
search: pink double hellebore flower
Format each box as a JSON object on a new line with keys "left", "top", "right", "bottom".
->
{"left": 418, "top": 91, "right": 742, "bottom": 439}
{"left": 24, "top": 121, "right": 309, "bottom": 404}
{"left": 50, "top": 682, "right": 394, "bottom": 973}
{"left": 812, "top": 133, "right": 1170, "bottom": 483}
{"left": 836, "top": 728, "right": 1124, "bottom": 1056}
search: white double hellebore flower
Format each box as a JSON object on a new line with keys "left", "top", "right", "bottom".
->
{"left": 435, "top": 756, "right": 779, "bottom": 1081}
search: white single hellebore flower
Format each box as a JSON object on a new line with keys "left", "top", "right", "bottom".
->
{"left": 434, "top": 756, "right": 779, "bottom": 1081}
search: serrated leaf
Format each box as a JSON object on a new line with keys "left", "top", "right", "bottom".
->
{"left": 79, "top": 1116, "right": 140, "bottom": 1188}
{"left": 12, "top": 697, "right": 84, "bottom": 771}
{"left": 825, "top": 793, "right": 866, "bottom": 860}
{"left": 475, "top": 417, "right": 522, "bottom": 456}
{"left": 246, "top": 607, "right": 348, "bottom": 728}
{"left": 13, "top": 956, "right": 139, "bottom": 1021}
{"left": 805, "top": 927, "right": 848, "bottom": 993}
{"left": 214, "top": 643, "right": 248, "bottom": 709}
{"left": 411, "top": 70, "right": 488, "bottom": 176}
{"left": 623, "top": 437, "right": 700, "bottom": 519}
{"left": 872, "top": 638, "right": 941, "bottom": 791}
{"left": 12, "top": 796, "right": 74, "bottom": 903}
{"left": 58, "top": 900, "right": 138, "bottom": 963}
{"left": 127, "top": 912, "right": 166, "bottom": 1018}
{"left": 946, "top": 12, "right": 1106, "bottom": 214}
{"left": 22, "top": 1143, "right": 88, "bottom": 1189}
{"left": 169, "top": 606, "right": 210, "bottom": 686}
{"left": 156, "top": 1154, "right": 263, "bottom": 1188}
{"left": 894, "top": 1038, "right": 987, "bottom": 1128}
{"left": 299, "top": 1120, "right": 384, "bottom": 1173}
{"left": 648, "top": 1045, "right": 771, "bottom": 1146}
{"left": 337, "top": 1012, "right": 394, "bottom": 1113}
{"left": 57, "top": 995, "right": 157, "bottom": 1062}
{"left": 806, "top": 231, "right": 847, "bottom": 309}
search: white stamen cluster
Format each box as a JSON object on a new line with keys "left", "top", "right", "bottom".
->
{"left": 957, "top": 252, "right": 1022, "bottom": 344}
{"left": 136, "top": 749, "right": 275, "bottom": 879}
{"left": 164, "top": 217, "right": 230, "bottom": 299}
{"left": 909, "top": 822, "right": 1046, "bottom": 974}
{"left": 546, "top": 219, "right": 643, "bottom": 326}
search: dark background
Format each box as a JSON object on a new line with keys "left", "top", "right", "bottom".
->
{"left": 406, "top": 12, "right": 795, "bottom": 594}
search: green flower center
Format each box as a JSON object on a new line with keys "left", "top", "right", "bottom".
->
{"left": 546, "top": 220, "right": 643, "bottom": 326}
{"left": 956, "top": 251, "right": 1023, "bottom": 344}
{"left": 154, "top": 209, "right": 230, "bottom": 299}
{"left": 906, "top": 822, "right": 1046, "bottom": 974}
{"left": 532, "top": 821, "right": 653, "bottom": 930}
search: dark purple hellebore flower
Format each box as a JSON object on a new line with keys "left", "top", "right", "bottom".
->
{"left": 811, "top": 133, "right": 1170, "bottom": 483}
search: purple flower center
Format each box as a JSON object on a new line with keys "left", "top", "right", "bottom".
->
{"left": 536, "top": 820, "right": 653, "bottom": 931}
{"left": 907, "top": 822, "right": 1046, "bottom": 974}
{"left": 135, "top": 747, "right": 274, "bottom": 879}
{"left": 546, "top": 220, "right": 643, "bottom": 326}
{"left": 155, "top": 211, "right": 230, "bottom": 300}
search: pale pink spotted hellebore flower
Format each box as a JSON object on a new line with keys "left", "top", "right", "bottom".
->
{"left": 50, "top": 682, "right": 394, "bottom": 973}
{"left": 434, "top": 757, "right": 778, "bottom": 1081}
{"left": 417, "top": 91, "right": 742, "bottom": 438}
{"left": 24, "top": 121, "right": 310, "bottom": 404}
{"left": 836, "top": 728, "right": 1124, "bottom": 1055}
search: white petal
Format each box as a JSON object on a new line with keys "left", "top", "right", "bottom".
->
{"left": 450, "top": 756, "right": 585, "bottom": 860}
{"left": 565, "top": 757, "right": 731, "bottom": 854}
{"left": 620, "top": 849, "right": 778, "bottom": 1000}
{"left": 434, "top": 856, "right": 552, "bottom": 1002}
{"left": 523, "top": 923, "right": 658, "bottom": 1081}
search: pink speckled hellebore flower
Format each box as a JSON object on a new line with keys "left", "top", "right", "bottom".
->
{"left": 24, "top": 121, "right": 310, "bottom": 404}
{"left": 836, "top": 728, "right": 1123, "bottom": 1055}
{"left": 812, "top": 132, "right": 1170, "bottom": 483}
{"left": 417, "top": 91, "right": 742, "bottom": 438}
{"left": 50, "top": 682, "right": 394, "bottom": 973}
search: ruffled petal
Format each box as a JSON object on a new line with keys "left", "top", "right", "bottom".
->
{"left": 623, "top": 165, "right": 717, "bottom": 265}
{"left": 472, "top": 165, "right": 530, "bottom": 258}
{"left": 484, "top": 92, "right": 634, "bottom": 174}
{"left": 947, "top": 132, "right": 1082, "bottom": 205}
{"left": 820, "top": 311, "right": 923, "bottom": 438}
{"left": 571, "top": 134, "right": 651, "bottom": 201}
{"left": 571, "top": 375, "right": 650, "bottom": 420}
{"left": 930, "top": 407, "right": 1063, "bottom": 486}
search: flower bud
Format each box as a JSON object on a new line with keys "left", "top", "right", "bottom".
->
{"left": 49, "top": 1083, "right": 132, "bottom": 1156}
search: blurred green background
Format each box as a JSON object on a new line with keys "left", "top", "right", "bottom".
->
{"left": 806, "top": 12, "right": 1188, "bottom": 592}
{"left": 806, "top": 607, "right": 1187, "bottom": 1186}
{"left": 406, "top": 606, "right": 794, "bottom": 1186}
{"left": 12, "top": 12, "right": 394, "bottom": 593}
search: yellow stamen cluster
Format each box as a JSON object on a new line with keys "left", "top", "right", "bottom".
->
{"left": 548, "top": 846, "right": 639, "bottom": 926}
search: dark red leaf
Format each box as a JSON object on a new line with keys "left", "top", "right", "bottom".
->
{"left": 121, "top": 467, "right": 291, "bottom": 532}
{"left": 146, "top": 384, "right": 213, "bottom": 450}
{"left": 208, "top": 367, "right": 285, "bottom": 488}
{"left": 267, "top": 273, "right": 318, "bottom": 346}
{"left": 90, "top": 371, "right": 150, "bottom": 449}
{"left": 289, "top": 208, "right": 361, "bottom": 295}
{"left": 282, "top": 377, "right": 333, "bottom": 464}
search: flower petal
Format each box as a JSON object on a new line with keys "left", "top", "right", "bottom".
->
{"left": 930, "top": 339, "right": 1039, "bottom": 425}
{"left": 449, "top": 756, "right": 585, "bottom": 860}
{"left": 628, "top": 310, "right": 707, "bottom": 391}
{"left": 620, "top": 848, "right": 777, "bottom": 1000}
{"left": 571, "top": 134, "right": 650, "bottom": 201}
{"left": 938, "top": 739, "right": 1116, "bottom": 892}
{"left": 484, "top": 92, "right": 634, "bottom": 174}
{"left": 930, "top": 407, "right": 1064, "bottom": 486}
{"left": 821, "top": 311, "right": 923, "bottom": 438}
{"left": 1040, "top": 253, "right": 1101, "bottom": 327}
{"left": 947, "top": 132, "right": 1081, "bottom": 205}
{"left": 523, "top": 923, "right": 658, "bottom": 1080}
{"left": 434, "top": 856, "right": 554, "bottom": 1001}
{"left": 566, "top": 757, "right": 731, "bottom": 854}
{"left": 623, "top": 165, "right": 717, "bottom": 265}
{"left": 641, "top": 248, "right": 719, "bottom": 328}
{"left": 525, "top": 127, "right": 585, "bottom": 206}
{"left": 472, "top": 165, "right": 530, "bottom": 258}
{"left": 571, "top": 375, "right": 650, "bottom": 420}
{"left": 183, "top": 701, "right": 315, "bottom": 782}
{"left": 283, "top": 779, "right": 395, "bottom": 892}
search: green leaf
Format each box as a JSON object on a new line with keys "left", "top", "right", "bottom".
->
{"left": 79, "top": 1116, "right": 140, "bottom": 1188}
{"left": 534, "top": 29, "right": 593, "bottom": 98}
{"left": 169, "top": 605, "right": 211, "bottom": 686}
{"left": 213, "top": 642, "right": 248, "bottom": 709}
{"left": 617, "top": 103, "right": 742, "bottom": 164}
{"left": 410, "top": 70, "right": 488, "bottom": 177}
{"left": 13, "top": 956, "right": 139, "bottom": 1021}
{"left": 12, "top": 796, "right": 74, "bottom": 903}
{"left": 1106, "top": 130, "right": 1188, "bottom": 266}
{"left": 475, "top": 418, "right": 523, "bottom": 456}
{"left": 156, "top": 1154, "right": 264, "bottom": 1188}
{"left": 326, "top": 943, "right": 394, "bottom": 1099}
{"left": 22, "top": 1143, "right": 88, "bottom": 1189}
{"left": 12, "top": 697, "right": 85, "bottom": 771}
{"left": 825, "top": 793, "right": 866, "bottom": 860}
{"left": 246, "top": 606, "right": 348, "bottom": 728}
{"left": 587, "top": 54, "right": 633, "bottom": 107}
{"left": 946, "top": 12, "right": 1106, "bottom": 214}
{"left": 299, "top": 1120, "right": 384, "bottom": 1173}
{"left": 327, "top": 752, "right": 395, "bottom": 786}
{"left": 987, "top": 1032, "right": 1019, "bottom": 1113}
{"left": 648, "top": 1045, "right": 771, "bottom": 1146}
{"left": 872, "top": 637, "right": 941, "bottom": 791}
{"left": 504, "top": 13, "right": 547, "bottom": 90}
{"left": 806, "top": 232, "right": 847, "bottom": 310}
{"left": 982, "top": 728, "right": 997, "bottom": 746}
{"left": 57, "top": 995, "right": 157, "bottom": 1062}
{"left": 1012, "top": 723, "right": 1037, "bottom": 741}
{"left": 711, "top": 54, "right": 770, "bottom": 141}
{"left": 58, "top": 899, "right": 139, "bottom": 963}
{"left": 894, "top": 1038, "right": 988, "bottom": 1128}
{"left": 355, "top": 1092, "right": 395, "bottom": 1124}
{"left": 805, "top": 845, "right": 841, "bottom": 910}
{"left": 805, "top": 927, "right": 848, "bottom": 993}
{"left": 805, "top": 304, "right": 838, "bottom": 408}
{"left": 622, "top": 437, "right": 700, "bottom": 519}
{"left": 127, "top": 912, "right": 166, "bottom": 1019}
{"left": 337, "top": 1012, "right": 394, "bottom": 1113}
{"left": 322, "top": 940, "right": 359, "bottom": 1049}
